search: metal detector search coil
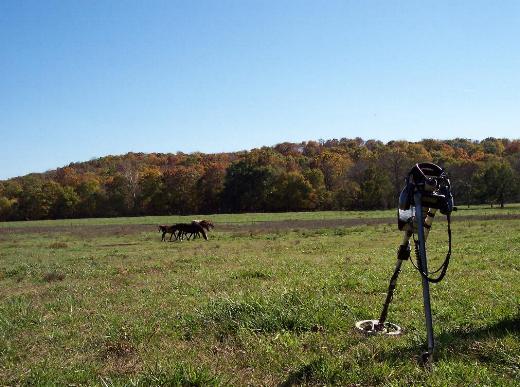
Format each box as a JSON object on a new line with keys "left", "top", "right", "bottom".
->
{"left": 356, "top": 162, "right": 454, "bottom": 364}
{"left": 355, "top": 320, "right": 402, "bottom": 336}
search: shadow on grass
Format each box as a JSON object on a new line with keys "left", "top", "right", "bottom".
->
{"left": 279, "top": 357, "right": 342, "bottom": 387}
{"left": 378, "top": 310, "right": 520, "bottom": 365}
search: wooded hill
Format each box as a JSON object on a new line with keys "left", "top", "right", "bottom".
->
{"left": 1, "top": 138, "right": 519, "bottom": 221}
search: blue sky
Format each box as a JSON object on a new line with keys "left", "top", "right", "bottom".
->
{"left": 1, "top": 1, "right": 519, "bottom": 179}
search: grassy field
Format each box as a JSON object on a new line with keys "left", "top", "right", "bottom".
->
{"left": 0, "top": 209, "right": 519, "bottom": 385}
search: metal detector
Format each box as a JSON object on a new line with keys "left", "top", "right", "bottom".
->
{"left": 356, "top": 163, "right": 454, "bottom": 364}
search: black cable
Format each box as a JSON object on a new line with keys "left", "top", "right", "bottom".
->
{"left": 410, "top": 214, "right": 452, "bottom": 283}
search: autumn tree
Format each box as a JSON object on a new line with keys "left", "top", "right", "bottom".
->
{"left": 161, "top": 166, "right": 203, "bottom": 214}
{"left": 316, "top": 150, "right": 353, "bottom": 191}
{"left": 379, "top": 141, "right": 431, "bottom": 199}
{"left": 0, "top": 181, "right": 21, "bottom": 220}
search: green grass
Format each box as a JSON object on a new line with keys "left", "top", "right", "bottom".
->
{"left": 0, "top": 210, "right": 519, "bottom": 385}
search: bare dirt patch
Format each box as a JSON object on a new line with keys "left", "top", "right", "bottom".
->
{"left": 218, "top": 217, "right": 394, "bottom": 232}
{"left": 98, "top": 242, "right": 140, "bottom": 247}
{"left": 0, "top": 214, "right": 518, "bottom": 236}
{"left": 0, "top": 224, "right": 150, "bottom": 237}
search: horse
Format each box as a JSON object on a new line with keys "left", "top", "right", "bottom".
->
{"left": 192, "top": 219, "right": 214, "bottom": 232}
{"left": 158, "top": 224, "right": 180, "bottom": 241}
{"left": 189, "top": 220, "right": 214, "bottom": 239}
{"left": 176, "top": 222, "right": 208, "bottom": 241}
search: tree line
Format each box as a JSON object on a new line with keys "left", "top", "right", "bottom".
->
{"left": 1, "top": 137, "right": 519, "bottom": 221}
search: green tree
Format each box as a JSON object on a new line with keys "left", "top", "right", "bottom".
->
{"left": 334, "top": 180, "right": 361, "bottom": 210}
{"left": 196, "top": 164, "right": 226, "bottom": 214}
{"left": 221, "top": 160, "right": 279, "bottom": 212}
{"left": 15, "top": 176, "right": 49, "bottom": 220}
{"left": 481, "top": 137, "right": 505, "bottom": 156}
{"left": 271, "top": 172, "right": 314, "bottom": 211}
{"left": 137, "top": 168, "right": 166, "bottom": 215}
{"left": 53, "top": 186, "right": 80, "bottom": 218}
{"left": 302, "top": 168, "right": 329, "bottom": 208}
{"left": 104, "top": 174, "right": 134, "bottom": 216}
{"left": 474, "top": 162, "right": 517, "bottom": 208}
{"left": 76, "top": 177, "right": 105, "bottom": 218}
{"left": 0, "top": 196, "right": 16, "bottom": 220}
{"left": 445, "top": 160, "right": 480, "bottom": 206}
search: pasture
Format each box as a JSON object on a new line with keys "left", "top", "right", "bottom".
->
{"left": 0, "top": 207, "right": 519, "bottom": 385}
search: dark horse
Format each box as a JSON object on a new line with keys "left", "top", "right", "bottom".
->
{"left": 176, "top": 222, "right": 208, "bottom": 241}
{"left": 188, "top": 219, "right": 214, "bottom": 239}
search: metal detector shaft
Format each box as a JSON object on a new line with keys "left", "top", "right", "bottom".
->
{"left": 377, "top": 207, "right": 437, "bottom": 328}
{"left": 415, "top": 191, "right": 435, "bottom": 360}
{"left": 377, "top": 232, "right": 411, "bottom": 328}
{"left": 377, "top": 259, "right": 403, "bottom": 327}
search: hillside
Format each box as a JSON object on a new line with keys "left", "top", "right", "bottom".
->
{"left": 1, "top": 137, "right": 519, "bottom": 221}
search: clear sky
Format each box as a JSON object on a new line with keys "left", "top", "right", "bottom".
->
{"left": 1, "top": 1, "right": 519, "bottom": 180}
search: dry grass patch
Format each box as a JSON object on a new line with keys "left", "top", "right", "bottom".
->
{"left": 42, "top": 271, "right": 65, "bottom": 282}
{"left": 49, "top": 241, "right": 68, "bottom": 249}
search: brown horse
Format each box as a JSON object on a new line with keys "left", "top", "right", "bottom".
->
{"left": 158, "top": 224, "right": 180, "bottom": 241}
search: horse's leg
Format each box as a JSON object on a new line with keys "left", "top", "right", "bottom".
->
{"left": 162, "top": 231, "right": 166, "bottom": 241}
